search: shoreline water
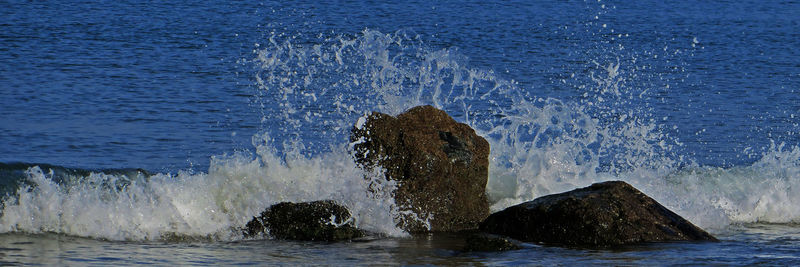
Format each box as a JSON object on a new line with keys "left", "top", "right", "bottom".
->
{"left": 1, "top": 224, "right": 798, "bottom": 265}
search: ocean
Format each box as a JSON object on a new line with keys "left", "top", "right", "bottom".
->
{"left": 2, "top": 0, "right": 799, "bottom": 265}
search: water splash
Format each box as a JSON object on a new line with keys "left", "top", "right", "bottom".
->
{"left": 652, "top": 142, "right": 800, "bottom": 229}
{"left": 0, "top": 137, "right": 404, "bottom": 240}
{"left": 248, "top": 29, "right": 674, "bottom": 213}
{"left": 248, "top": 29, "right": 800, "bottom": 230}
{"left": 2, "top": 28, "right": 799, "bottom": 240}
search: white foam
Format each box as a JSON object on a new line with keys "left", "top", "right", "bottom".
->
{"left": 647, "top": 143, "right": 800, "bottom": 229}
{"left": 486, "top": 142, "right": 800, "bottom": 231}
{"left": 355, "top": 115, "right": 367, "bottom": 130}
{"left": 0, "top": 137, "right": 405, "bottom": 240}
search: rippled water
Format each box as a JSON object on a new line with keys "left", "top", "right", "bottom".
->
{"left": 3, "top": 226, "right": 800, "bottom": 265}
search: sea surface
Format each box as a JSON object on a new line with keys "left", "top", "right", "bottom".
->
{"left": 2, "top": 0, "right": 800, "bottom": 265}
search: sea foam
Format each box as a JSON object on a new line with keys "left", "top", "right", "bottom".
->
{"left": 0, "top": 137, "right": 404, "bottom": 240}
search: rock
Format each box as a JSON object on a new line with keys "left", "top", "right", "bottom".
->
{"left": 350, "top": 105, "right": 491, "bottom": 233}
{"left": 479, "top": 181, "right": 718, "bottom": 247}
{"left": 244, "top": 200, "right": 364, "bottom": 241}
{"left": 463, "top": 233, "right": 523, "bottom": 252}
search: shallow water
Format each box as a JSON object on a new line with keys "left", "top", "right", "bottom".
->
{"left": 2, "top": 224, "right": 799, "bottom": 265}
{"left": 2, "top": 0, "right": 800, "bottom": 265}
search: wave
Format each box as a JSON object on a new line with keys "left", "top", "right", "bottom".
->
{"left": 2, "top": 144, "right": 798, "bottom": 240}
{"left": 0, "top": 139, "right": 403, "bottom": 240}
{"left": 1, "top": 29, "right": 798, "bottom": 240}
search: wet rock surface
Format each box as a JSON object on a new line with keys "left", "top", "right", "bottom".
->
{"left": 463, "top": 233, "right": 524, "bottom": 252}
{"left": 350, "top": 105, "right": 491, "bottom": 232}
{"left": 480, "top": 181, "right": 718, "bottom": 247}
{"left": 244, "top": 200, "right": 364, "bottom": 241}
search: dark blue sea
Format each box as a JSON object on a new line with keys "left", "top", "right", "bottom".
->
{"left": 2, "top": 0, "right": 800, "bottom": 265}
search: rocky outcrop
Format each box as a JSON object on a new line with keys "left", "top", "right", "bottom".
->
{"left": 463, "top": 233, "right": 523, "bottom": 252}
{"left": 350, "top": 105, "right": 490, "bottom": 232}
{"left": 479, "top": 181, "right": 718, "bottom": 247}
{"left": 244, "top": 200, "right": 364, "bottom": 241}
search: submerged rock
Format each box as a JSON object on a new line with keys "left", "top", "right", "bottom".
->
{"left": 463, "top": 233, "right": 523, "bottom": 252}
{"left": 480, "top": 181, "right": 718, "bottom": 247}
{"left": 244, "top": 200, "right": 364, "bottom": 241}
{"left": 350, "top": 105, "right": 490, "bottom": 232}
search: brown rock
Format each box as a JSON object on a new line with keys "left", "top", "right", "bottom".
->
{"left": 350, "top": 105, "right": 490, "bottom": 232}
{"left": 479, "top": 181, "right": 718, "bottom": 247}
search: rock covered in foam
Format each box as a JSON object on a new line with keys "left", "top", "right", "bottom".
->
{"left": 350, "top": 105, "right": 490, "bottom": 232}
{"left": 244, "top": 200, "right": 364, "bottom": 241}
{"left": 480, "top": 181, "right": 718, "bottom": 247}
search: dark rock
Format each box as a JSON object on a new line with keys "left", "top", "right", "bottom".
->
{"left": 244, "top": 200, "right": 364, "bottom": 241}
{"left": 479, "top": 181, "right": 718, "bottom": 247}
{"left": 463, "top": 233, "right": 523, "bottom": 252}
{"left": 350, "top": 105, "right": 491, "bottom": 232}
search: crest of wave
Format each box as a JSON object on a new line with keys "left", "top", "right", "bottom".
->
{"left": 641, "top": 142, "right": 800, "bottom": 230}
{"left": 0, "top": 135, "right": 404, "bottom": 240}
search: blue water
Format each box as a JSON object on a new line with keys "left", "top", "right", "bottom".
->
{"left": 2, "top": 0, "right": 800, "bottom": 265}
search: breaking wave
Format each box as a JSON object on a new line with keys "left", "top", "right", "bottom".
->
{"left": 1, "top": 29, "right": 798, "bottom": 240}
